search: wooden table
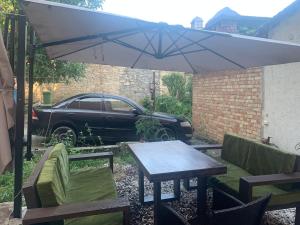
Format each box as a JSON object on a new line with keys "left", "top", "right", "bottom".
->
{"left": 129, "top": 140, "right": 226, "bottom": 225}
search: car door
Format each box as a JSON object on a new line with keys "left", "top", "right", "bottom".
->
{"left": 102, "top": 97, "right": 140, "bottom": 142}
{"left": 67, "top": 97, "right": 106, "bottom": 137}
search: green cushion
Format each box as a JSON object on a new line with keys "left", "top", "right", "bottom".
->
{"left": 48, "top": 143, "right": 70, "bottom": 192}
{"left": 208, "top": 158, "right": 300, "bottom": 207}
{"left": 37, "top": 158, "right": 66, "bottom": 207}
{"left": 66, "top": 167, "right": 117, "bottom": 203}
{"left": 221, "top": 133, "right": 251, "bottom": 169}
{"left": 65, "top": 213, "right": 123, "bottom": 225}
{"left": 64, "top": 167, "right": 122, "bottom": 225}
{"left": 245, "top": 141, "right": 296, "bottom": 175}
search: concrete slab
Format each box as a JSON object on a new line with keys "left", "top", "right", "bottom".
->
{"left": 0, "top": 202, "right": 25, "bottom": 225}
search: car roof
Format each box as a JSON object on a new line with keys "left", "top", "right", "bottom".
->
{"left": 53, "top": 93, "right": 142, "bottom": 109}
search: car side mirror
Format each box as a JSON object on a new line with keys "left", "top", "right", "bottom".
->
{"left": 132, "top": 108, "right": 140, "bottom": 115}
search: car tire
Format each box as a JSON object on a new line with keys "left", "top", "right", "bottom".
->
{"left": 51, "top": 126, "right": 77, "bottom": 146}
{"left": 154, "top": 128, "right": 177, "bottom": 141}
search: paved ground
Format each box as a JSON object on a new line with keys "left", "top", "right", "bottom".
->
{"left": 0, "top": 202, "right": 25, "bottom": 225}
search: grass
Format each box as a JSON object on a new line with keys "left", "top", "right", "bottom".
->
{"left": 0, "top": 148, "right": 135, "bottom": 203}
{"left": 0, "top": 154, "right": 42, "bottom": 203}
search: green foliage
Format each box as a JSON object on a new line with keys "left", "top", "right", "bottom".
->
{"left": 0, "top": 154, "right": 41, "bottom": 203}
{"left": 49, "top": 0, "right": 104, "bottom": 9}
{"left": 155, "top": 95, "right": 191, "bottom": 120}
{"left": 135, "top": 117, "right": 163, "bottom": 141}
{"left": 162, "top": 73, "right": 192, "bottom": 102}
{"left": 33, "top": 49, "right": 86, "bottom": 84}
{"left": 159, "top": 73, "right": 192, "bottom": 120}
{"left": 140, "top": 96, "right": 153, "bottom": 111}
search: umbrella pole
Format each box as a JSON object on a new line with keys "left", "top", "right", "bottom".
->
{"left": 25, "top": 27, "right": 35, "bottom": 161}
{"left": 13, "top": 14, "right": 26, "bottom": 218}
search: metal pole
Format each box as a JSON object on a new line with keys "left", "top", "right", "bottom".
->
{"left": 3, "top": 15, "right": 9, "bottom": 48}
{"left": 9, "top": 14, "right": 16, "bottom": 73}
{"left": 13, "top": 14, "right": 26, "bottom": 218}
{"left": 25, "top": 27, "right": 35, "bottom": 161}
{"left": 152, "top": 71, "right": 156, "bottom": 110}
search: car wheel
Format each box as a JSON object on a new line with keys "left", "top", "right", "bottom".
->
{"left": 52, "top": 126, "right": 77, "bottom": 146}
{"left": 154, "top": 128, "right": 176, "bottom": 141}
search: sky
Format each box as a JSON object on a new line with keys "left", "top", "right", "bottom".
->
{"left": 102, "top": 0, "right": 295, "bottom": 28}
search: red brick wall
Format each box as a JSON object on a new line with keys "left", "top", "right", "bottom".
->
{"left": 192, "top": 68, "right": 263, "bottom": 142}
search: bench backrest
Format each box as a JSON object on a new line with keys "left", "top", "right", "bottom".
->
{"left": 22, "top": 147, "right": 52, "bottom": 209}
{"left": 222, "top": 133, "right": 297, "bottom": 175}
{"left": 23, "top": 144, "right": 69, "bottom": 209}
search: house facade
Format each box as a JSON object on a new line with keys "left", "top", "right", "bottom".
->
{"left": 192, "top": 2, "right": 300, "bottom": 153}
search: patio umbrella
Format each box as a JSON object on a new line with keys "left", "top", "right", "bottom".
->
{"left": 0, "top": 28, "right": 14, "bottom": 174}
{"left": 22, "top": 0, "right": 300, "bottom": 73}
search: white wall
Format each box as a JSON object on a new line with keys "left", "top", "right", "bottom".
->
{"left": 262, "top": 10, "right": 300, "bottom": 154}
{"left": 263, "top": 63, "right": 300, "bottom": 154}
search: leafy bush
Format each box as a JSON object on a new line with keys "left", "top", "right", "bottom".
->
{"left": 135, "top": 117, "right": 163, "bottom": 141}
{"left": 140, "top": 96, "right": 153, "bottom": 111}
{"left": 155, "top": 95, "right": 191, "bottom": 121}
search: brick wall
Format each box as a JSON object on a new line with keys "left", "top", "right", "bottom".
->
{"left": 192, "top": 68, "right": 263, "bottom": 142}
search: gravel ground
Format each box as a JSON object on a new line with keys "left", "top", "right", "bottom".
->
{"left": 113, "top": 163, "right": 295, "bottom": 225}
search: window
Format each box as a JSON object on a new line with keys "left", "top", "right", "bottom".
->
{"left": 103, "top": 98, "right": 135, "bottom": 113}
{"left": 68, "top": 98, "right": 102, "bottom": 111}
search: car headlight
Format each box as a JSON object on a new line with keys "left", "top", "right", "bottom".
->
{"left": 180, "top": 121, "right": 191, "bottom": 127}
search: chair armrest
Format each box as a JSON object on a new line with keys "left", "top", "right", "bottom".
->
{"left": 213, "top": 188, "right": 244, "bottom": 210}
{"left": 239, "top": 172, "right": 300, "bottom": 202}
{"left": 191, "top": 144, "right": 223, "bottom": 151}
{"left": 23, "top": 197, "right": 130, "bottom": 225}
{"left": 69, "top": 152, "right": 114, "bottom": 172}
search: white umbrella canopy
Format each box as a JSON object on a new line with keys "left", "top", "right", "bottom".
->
{"left": 22, "top": 0, "right": 300, "bottom": 73}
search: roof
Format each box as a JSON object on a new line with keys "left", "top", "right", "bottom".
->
{"left": 205, "top": 7, "right": 270, "bottom": 30}
{"left": 256, "top": 0, "right": 300, "bottom": 37}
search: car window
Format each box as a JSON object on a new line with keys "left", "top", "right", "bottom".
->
{"left": 103, "top": 98, "right": 135, "bottom": 113}
{"left": 68, "top": 97, "right": 102, "bottom": 111}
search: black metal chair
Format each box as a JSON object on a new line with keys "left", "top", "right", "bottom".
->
{"left": 158, "top": 189, "right": 271, "bottom": 225}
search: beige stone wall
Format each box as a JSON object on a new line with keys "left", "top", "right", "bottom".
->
{"left": 192, "top": 68, "right": 263, "bottom": 142}
{"left": 32, "top": 64, "right": 168, "bottom": 104}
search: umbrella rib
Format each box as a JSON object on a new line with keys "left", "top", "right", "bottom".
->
{"left": 164, "top": 34, "right": 214, "bottom": 57}
{"left": 131, "top": 32, "right": 158, "bottom": 68}
{"left": 38, "top": 26, "right": 155, "bottom": 48}
{"left": 109, "top": 39, "right": 156, "bottom": 57}
{"left": 137, "top": 22, "right": 157, "bottom": 55}
{"left": 177, "top": 32, "right": 246, "bottom": 69}
{"left": 166, "top": 32, "right": 198, "bottom": 73}
{"left": 161, "top": 29, "right": 187, "bottom": 56}
{"left": 167, "top": 49, "right": 207, "bottom": 57}
{"left": 52, "top": 30, "right": 142, "bottom": 60}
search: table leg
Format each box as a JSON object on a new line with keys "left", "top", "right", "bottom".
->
{"left": 138, "top": 169, "right": 145, "bottom": 204}
{"left": 174, "top": 179, "right": 180, "bottom": 200}
{"left": 153, "top": 181, "right": 161, "bottom": 225}
{"left": 197, "top": 176, "right": 207, "bottom": 223}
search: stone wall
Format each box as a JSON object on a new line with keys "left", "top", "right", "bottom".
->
{"left": 192, "top": 68, "right": 263, "bottom": 142}
{"left": 33, "top": 64, "right": 165, "bottom": 104}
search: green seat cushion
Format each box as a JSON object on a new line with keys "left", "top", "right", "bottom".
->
{"left": 208, "top": 158, "right": 299, "bottom": 207}
{"left": 48, "top": 143, "right": 70, "bottom": 192}
{"left": 66, "top": 167, "right": 117, "bottom": 203}
{"left": 64, "top": 167, "right": 122, "bottom": 225}
{"left": 37, "top": 158, "right": 66, "bottom": 207}
{"left": 65, "top": 213, "right": 123, "bottom": 225}
{"left": 221, "top": 133, "right": 251, "bottom": 169}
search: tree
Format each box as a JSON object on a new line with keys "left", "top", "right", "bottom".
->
{"left": 1, "top": 0, "right": 105, "bottom": 84}
{"left": 162, "top": 72, "right": 192, "bottom": 103}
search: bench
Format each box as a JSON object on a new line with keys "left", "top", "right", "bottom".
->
{"left": 189, "top": 133, "right": 300, "bottom": 225}
{"left": 22, "top": 143, "right": 130, "bottom": 225}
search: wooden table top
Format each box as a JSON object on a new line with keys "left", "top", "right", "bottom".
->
{"left": 129, "top": 141, "right": 226, "bottom": 182}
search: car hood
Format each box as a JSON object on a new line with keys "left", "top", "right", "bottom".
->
{"left": 151, "top": 112, "right": 183, "bottom": 121}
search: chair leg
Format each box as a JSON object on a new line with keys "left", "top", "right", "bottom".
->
{"left": 296, "top": 206, "right": 300, "bottom": 225}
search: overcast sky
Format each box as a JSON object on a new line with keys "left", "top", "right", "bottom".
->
{"left": 102, "top": 0, "right": 295, "bottom": 28}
